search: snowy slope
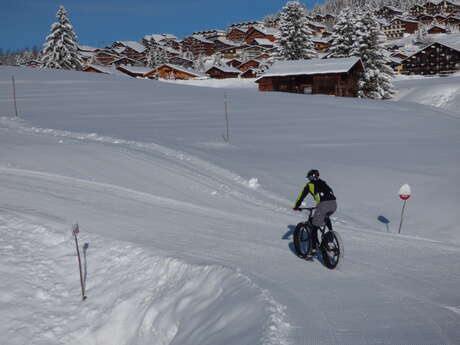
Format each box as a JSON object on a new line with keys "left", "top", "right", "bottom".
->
{"left": 1, "top": 66, "right": 460, "bottom": 345}
{"left": 393, "top": 74, "right": 460, "bottom": 116}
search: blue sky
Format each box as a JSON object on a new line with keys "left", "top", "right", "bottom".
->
{"left": 1, "top": 0, "right": 324, "bottom": 52}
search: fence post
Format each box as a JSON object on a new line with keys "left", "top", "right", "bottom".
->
{"left": 12, "top": 76, "right": 18, "bottom": 117}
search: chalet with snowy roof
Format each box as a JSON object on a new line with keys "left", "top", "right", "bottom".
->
{"left": 410, "top": 4, "right": 426, "bottom": 17}
{"left": 144, "top": 64, "right": 203, "bottom": 80}
{"left": 110, "top": 41, "right": 146, "bottom": 62}
{"left": 324, "top": 14, "right": 336, "bottom": 23}
{"left": 375, "top": 6, "right": 404, "bottom": 20}
{"left": 143, "top": 34, "right": 181, "bottom": 51}
{"left": 168, "top": 56, "right": 194, "bottom": 69}
{"left": 247, "top": 38, "right": 275, "bottom": 49}
{"left": 313, "top": 15, "right": 325, "bottom": 23}
{"left": 83, "top": 64, "right": 127, "bottom": 77}
{"left": 422, "top": 0, "right": 460, "bottom": 15}
{"left": 254, "top": 53, "right": 271, "bottom": 61}
{"left": 237, "top": 59, "right": 263, "bottom": 72}
{"left": 401, "top": 34, "right": 460, "bottom": 75}
{"left": 112, "top": 57, "right": 142, "bottom": 67}
{"left": 214, "top": 38, "right": 240, "bottom": 52}
{"left": 243, "top": 26, "right": 279, "bottom": 44}
{"left": 94, "top": 51, "right": 120, "bottom": 65}
{"left": 312, "top": 37, "right": 331, "bottom": 52}
{"left": 240, "top": 68, "right": 258, "bottom": 79}
{"left": 181, "top": 35, "right": 215, "bottom": 56}
{"left": 226, "top": 27, "right": 250, "bottom": 42}
{"left": 444, "top": 14, "right": 460, "bottom": 27}
{"left": 418, "top": 14, "right": 435, "bottom": 24}
{"left": 226, "top": 58, "right": 243, "bottom": 68}
{"left": 116, "top": 65, "right": 155, "bottom": 78}
{"left": 384, "top": 17, "right": 419, "bottom": 39}
{"left": 307, "top": 22, "right": 326, "bottom": 37}
{"left": 206, "top": 65, "right": 240, "bottom": 79}
{"left": 255, "top": 57, "right": 364, "bottom": 97}
{"left": 427, "top": 24, "right": 450, "bottom": 33}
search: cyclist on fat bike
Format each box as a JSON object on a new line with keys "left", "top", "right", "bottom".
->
{"left": 293, "top": 169, "right": 337, "bottom": 254}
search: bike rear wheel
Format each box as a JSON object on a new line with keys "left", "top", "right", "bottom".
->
{"left": 293, "top": 223, "right": 312, "bottom": 258}
{"left": 320, "top": 230, "right": 343, "bottom": 269}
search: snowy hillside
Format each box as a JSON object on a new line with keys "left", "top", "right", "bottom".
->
{"left": 1, "top": 66, "right": 459, "bottom": 345}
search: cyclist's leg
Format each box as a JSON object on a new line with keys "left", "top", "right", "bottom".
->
{"left": 313, "top": 200, "right": 337, "bottom": 228}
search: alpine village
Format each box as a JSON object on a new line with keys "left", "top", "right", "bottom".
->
{"left": 3, "top": 0, "right": 460, "bottom": 100}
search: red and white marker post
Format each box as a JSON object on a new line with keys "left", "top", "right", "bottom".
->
{"left": 398, "top": 184, "right": 412, "bottom": 234}
{"left": 72, "top": 223, "right": 87, "bottom": 301}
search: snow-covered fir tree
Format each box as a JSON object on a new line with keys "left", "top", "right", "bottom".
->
{"left": 146, "top": 45, "right": 168, "bottom": 68}
{"left": 277, "top": 1, "right": 316, "bottom": 60}
{"left": 353, "top": 8, "right": 395, "bottom": 99}
{"left": 41, "top": 6, "right": 82, "bottom": 70}
{"left": 328, "top": 7, "right": 357, "bottom": 58}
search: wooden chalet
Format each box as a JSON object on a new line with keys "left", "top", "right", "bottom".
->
{"left": 243, "top": 26, "right": 279, "bottom": 44}
{"left": 94, "top": 51, "right": 119, "bottom": 65}
{"left": 193, "top": 29, "right": 226, "bottom": 41}
{"left": 418, "top": 14, "right": 435, "bottom": 24}
{"left": 144, "top": 64, "right": 203, "bottom": 80}
{"left": 444, "top": 14, "right": 460, "bottom": 27}
{"left": 247, "top": 38, "right": 275, "bottom": 49}
{"left": 237, "top": 59, "right": 262, "bottom": 72}
{"left": 111, "top": 41, "right": 146, "bottom": 62}
{"left": 226, "top": 26, "right": 250, "bottom": 42}
{"left": 427, "top": 24, "right": 450, "bottom": 33}
{"left": 240, "top": 69, "right": 258, "bottom": 78}
{"left": 312, "top": 37, "right": 331, "bottom": 52}
{"left": 116, "top": 65, "right": 155, "bottom": 78}
{"left": 143, "top": 34, "right": 181, "bottom": 51}
{"left": 375, "top": 6, "right": 404, "bottom": 20}
{"left": 424, "top": 1, "right": 441, "bottom": 15}
{"left": 226, "top": 59, "right": 243, "bottom": 68}
{"left": 384, "top": 17, "right": 419, "bottom": 39}
{"left": 410, "top": 4, "right": 426, "bottom": 17}
{"left": 214, "top": 38, "right": 240, "bottom": 52}
{"left": 255, "top": 57, "right": 364, "bottom": 97}
{"left": 206, "top": 65, "right": 240, "bottom": 79}
{"left": 313, "top": 15, "right": 325, "bottom": 23}
{"left": 83, "top": 64, "right": 127, "bottom": 77}
{"left": 181, "top": 35, "right": 215, "bottom": 56}
{"left": 112, "top": 57, "right": 142, "bottom": 66}
{"left": 254, "top": 53, "right": 271, "bottom": 61}
{"left": 307, "top": 22, "right": 326, "bottom": 37}
{"left": 168, "top": 56, "right": 194, "bottom": 69}
{"left": 401, "top": 35, "right": 460, "bottom": 75}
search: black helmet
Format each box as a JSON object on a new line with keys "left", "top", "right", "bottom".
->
{"left": 307, "top": 169, "right": 320, "bottom": 180}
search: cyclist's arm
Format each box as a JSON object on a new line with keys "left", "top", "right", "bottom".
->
{"left": 293, "top": 185, "right": 310, "bottom": 209}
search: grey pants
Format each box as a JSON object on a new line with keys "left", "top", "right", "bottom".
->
{"left": 312, "top": 200, "right": 337, "bottom": 227}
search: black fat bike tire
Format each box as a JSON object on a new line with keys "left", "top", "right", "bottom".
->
{"left": 320, "top": 230, "right": 343, "bottom": 269}
{"left": 293, "top": 223, "right": 312, "bottom": 258}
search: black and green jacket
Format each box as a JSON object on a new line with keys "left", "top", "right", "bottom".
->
{"left": 294, "top": 179, "right": 336, "bottom": 208}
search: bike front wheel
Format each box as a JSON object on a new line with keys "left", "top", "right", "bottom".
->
{"left": 293, "top": 223, "right": 312, "bottom": 258}
{"left": 320, "top": 230, "right": 343, "bottom": 269}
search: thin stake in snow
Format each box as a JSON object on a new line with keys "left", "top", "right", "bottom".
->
{"left": 12, "top": 76, "right": 18, "bottom": 117}
{"left": 223, "top": 92, "right": 230, "bottom": 143}
{"left": 398, "top": 184, "right": 412, "bottom": 234}
{"left": 72, "top": 223, "right": 87, "bottom": 300}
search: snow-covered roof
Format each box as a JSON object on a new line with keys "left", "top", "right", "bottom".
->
{"left": 251, "top": 25, "right": 281, "bottom": 37}
{"left": 256, "top": 57, "right": 363, "bottom": 80}
{"left": 215, "top": 38, "right": 240, "bottom": 47}
{"left": 156, "top": 64, "right": 205, "bottom": 77}
{"left": 252, "top": 38, "right": 274, "bottom": 46}
{"left": 383, "top": 5, "right": 404, "bottom": 13}
{"left": 206, "top": 65, "right": 241, "bottom": 74}
{"left": 115, "top": 41, "right": 146, "bottom": 53}
{"left": 434, "top": 33, "right": 460, "bottom": 51}
{"left": 78, "top": 45, "right": 99, "bottom": 52}
{"left": 190, "top": 35, "right": 214, "bottom": 44}
{"left": 84, "top": 64, "right": 127, "bottom": 77}
{"left": 311, "top": 37, "right": 332, "bottom": 44}
{"left": 144, "top": 34, "right": 178, "bottom": 44}
{"left": 116, "top": 65, "right": 155, "bottom": 75}
{"left": 307, "top": 21, "right": 326, "bottom": 29}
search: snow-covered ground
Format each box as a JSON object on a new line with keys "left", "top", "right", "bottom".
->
{"left": 393, "top": 74, "right": 460, "bottom": 116}
{"left": 0, "top": 66, "right": 459, "bottom": 345}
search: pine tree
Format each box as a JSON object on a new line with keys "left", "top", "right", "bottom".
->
{"left": 353, "top": 8, "right": 395, "bottom": 99}
{"left": 277, "top": 1, "right": 316, "bottom": 60}
{"left": 41, "top": 6, "right": 82, "bottom": 70}
{"left": 146, "top": 45, "right": 168, "bottom": 68}
{"left": 329, "top": 7, "right": 357, "bottom": 58}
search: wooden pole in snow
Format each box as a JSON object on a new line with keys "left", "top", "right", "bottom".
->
{"left": 73, "top": 223, "right": 87, "bottom": 301}
{"left": 12, "top": 76, "right": 18, "bottom": 117}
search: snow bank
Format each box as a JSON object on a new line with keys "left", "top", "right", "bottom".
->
{"left": 0, "top": 213, "right": 291, "bottom": 345}
{"left": 393, "top": 74, "right": 460, "bottom": 116}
